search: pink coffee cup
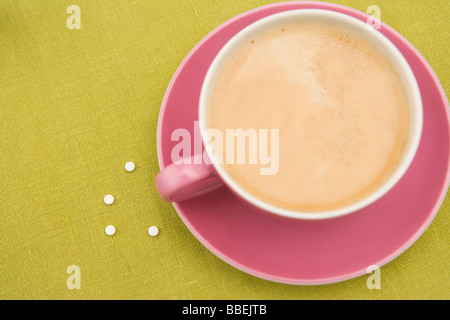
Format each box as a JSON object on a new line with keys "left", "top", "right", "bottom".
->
{"left": 155, "top": 9, "right": 423, "bottom": 220}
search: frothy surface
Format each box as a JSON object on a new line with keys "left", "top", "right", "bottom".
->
{"left": 208, "top": 22, "right": 410, "bottom": 212}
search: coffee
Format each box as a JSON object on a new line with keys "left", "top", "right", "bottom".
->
{"left": 207, "top": 21, "right": 410, "bottom": 212}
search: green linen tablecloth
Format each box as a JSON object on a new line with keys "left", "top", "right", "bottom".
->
{"left": 0, "top": 0, "right": 448, "bottom": 299}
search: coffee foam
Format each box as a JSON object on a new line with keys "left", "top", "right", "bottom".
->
{"left": 208, "top": 22, "right": 410, "bottom": 212}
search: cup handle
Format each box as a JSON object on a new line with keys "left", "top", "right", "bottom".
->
{"left": 155, "top": 154, "right": 224, "bottom": 202}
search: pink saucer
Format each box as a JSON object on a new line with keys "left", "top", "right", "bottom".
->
{"left": 157, "top": 1, "right": 450, "bottom": 284}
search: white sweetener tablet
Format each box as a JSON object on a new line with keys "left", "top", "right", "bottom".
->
{"left": 148, "top": 226, "right": 159, "bottom": 237}
{"left": 125, "top": 161, "right": 135, "bottom": 172}
{"left": 105, "top": 225, "right": 116, "bottom": 236}
{"left": 104, "top": 194, "right": 115, "bottom": 205}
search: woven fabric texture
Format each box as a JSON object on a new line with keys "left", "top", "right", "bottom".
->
{"left": 0, "top": 0, "right": 448, "bottom": 299}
